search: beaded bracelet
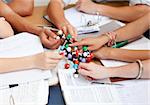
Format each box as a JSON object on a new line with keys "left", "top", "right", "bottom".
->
{"left": 105, "top": 32, "right": 117, "bottom": 47}
{"left": 135, "top": 60, "right": 144, "bottom": 79}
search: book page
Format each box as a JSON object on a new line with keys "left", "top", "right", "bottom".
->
{"left": 63, "top": 85, "right": 121, "bottom": 105}
{"left": 116, "top": 80, "right": 150, "bottom": 105}
{"left": 0, "top": 33, "right": 52, "bottom": 86}
{"left": 57, "top": 60, "right": 122, "bottom": 105}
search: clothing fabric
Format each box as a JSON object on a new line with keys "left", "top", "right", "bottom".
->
{"left": 130, "top": 0, "right": 150, "bottom": 6}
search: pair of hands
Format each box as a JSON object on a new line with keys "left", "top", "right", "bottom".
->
{"left": 70, "top": 35, "right": 111, "bottom": 80}
{"left": 38, "top": 22, "right": 77, "bottom": 49}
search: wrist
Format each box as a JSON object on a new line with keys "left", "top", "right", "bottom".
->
{"left": 98, "top": 35, "right": 110, "bottom": 45}
{"left": 107, "top": 67, "right": 117, "bottom": 78}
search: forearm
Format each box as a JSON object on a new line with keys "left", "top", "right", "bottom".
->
{"left": 0, "top": 1, "right": 41, "bottom": 35}
{"left": 109, "top": 59, "right": 150, "bottom": 78}
{"left": 47, "top": 0, "right": 67, "bottom": 28}
{"left": 0, "top": 56, "right": 35, "bottom": 73}
{"left": 115, "top": 12, "right": 150, "bottom": 42}
{"left": 7, "top": 0, "right": 34, "bottom": 16}
{"left": 109, "top": 48, "right": 150, "bottom": 62}
{"left": 97, "top": 4, "right": 150, "bottom": 22}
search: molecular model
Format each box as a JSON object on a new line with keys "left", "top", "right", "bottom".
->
{"left": 57, "top": 32, "right": 94, "bottom": 78}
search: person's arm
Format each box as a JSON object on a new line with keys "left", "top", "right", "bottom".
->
{"left": 47, "top": 0, "right": 77, "bottom": 37}
{"left": 110, "top": 59, "right": 150, "bottom": 79}
{"left": 94, "top": 47, "right": 150, "bottom": 62}
{"left": 0, "top": 1, "right": 39, "bottom": 34}
{"left": 0, "top": 1, "right": 60, "bottom": 49}
{"left": 0, "top": 51, "right": 63, "bottom": 73}
{"left": 0, "top": 56, "right": 35, "bottom": 73}
{"left": 78, "top": 59, "right": 150, "bottom": 79}
{"left": 70, "top": 12, "right": 150, "bottom": 50}
{"left": 76, "top": 0, "right": 150, "bottom": 22}
{"left": 7, "top": 0, "right": 34, "bottom": 16}
{"left": 0, "top": 17, "right": 14, "bottom": 38}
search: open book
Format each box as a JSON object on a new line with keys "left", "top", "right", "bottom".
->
{"left": 0, "top": 33, "right": 52, "bottom": 105}
{"left": 57, "top": 60, "right": 122, "bottom": 105}
{"left": 56, "top": 20, "right": 150, "bottom": 105}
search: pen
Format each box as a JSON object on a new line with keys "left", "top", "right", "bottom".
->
{"left": 38, "top": 25, "right": 59, "bottom": 32}
{"left": 112, "top": 36, "right": 142, "bottom": 48}
{"left": 91, "top": 82, "right": 123, "bottom": 86}
{"left": 112, "top": 40, "right": 128, "bottom": 48}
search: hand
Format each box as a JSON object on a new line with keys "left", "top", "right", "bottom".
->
{"left": 33, "top": 51, "right": 63, "bottom": 70}
{"left": 70, "top": 35, "right": 109, "bottom": 51}
{"left": 57, "top": 21, "right": 77, "bottom": 38}
{"left": 76, "top": 0, "right": 99, "bottom": 14}
{"left": 39, "top": 28, "right": 62, "bottom": 49}
{"left": 78, "top": 62, "right": 111, "bottom": 80}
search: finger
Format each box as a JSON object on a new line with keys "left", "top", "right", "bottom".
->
{"left": 67, "top": 25, "right": 76, "bottom": 37}
{"left": 69, "top": 40, "right": 86, "bottom": 46}
{"left": 45, "top": 29, "right": 57, "bottom": 39}
{"left": 62, "top": 26, "right": 67, "bottom": 35}
{"left": 79, "top": 63, "right": 91, "bottom": 70}
{"left": 50, "top": 40, "right": 62, "bottom": 49}
{"left": 72, "top": 27, "right": 78, "bottom": 38}
{"left": 40, "top": 33, "right": 59, "bottom": 48}
{"left": 48, "top": 36, "right": 60, "bottom": 46}
{"left": 88, "top": 46, "right": 97, "bottom": 51}
{"left": 75, "top": 4, "right": 80, "bottom": 10}
{"left": 78, "top": 68, "right": 91, "bottom": 77}
{"left": 83, "top": 76, "right": 93, "bottom": 81}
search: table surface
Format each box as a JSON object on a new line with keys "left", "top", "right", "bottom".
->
{"left": 24, "top": 1, "right": 130, "bottom": 83}
{"left": 24, "top": 2, "right": 130, "bottom": 105}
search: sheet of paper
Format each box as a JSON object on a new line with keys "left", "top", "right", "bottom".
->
{"left": 101, "top": 37, "right": 150, "bottom": 67}
{"left": 0, "top": 33, "right": 52, "bottom": 86}
{"left": 116, "top": 80, "right": 150, "bottom": 105}
{"left": 0, "top": 80, "right": 49, "bottom": 105}
{"left": 64, "top": 7, "right": 111, "bottom": 27}
{"left": 44, "top": 7, "right": 111, "bottom": 28}
{"left": 63, "top": 85, "right": 121, "bottom": 105}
